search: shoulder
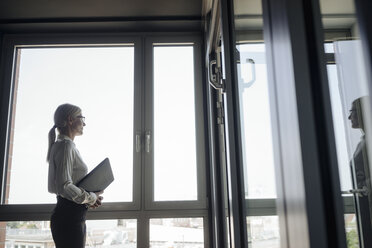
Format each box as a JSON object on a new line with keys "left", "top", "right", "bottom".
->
{"left": 54, "top": 139, "right": 75, "bottom": 149}
{"left": 52, "top": 139, "right": 77, "bottom": 157}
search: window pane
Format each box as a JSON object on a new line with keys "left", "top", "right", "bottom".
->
{"left": 233, "top": 0, "right": 281, "bottom": 245}
{"left": 320, "top": 0, "right": 372, "bottom": 247}
{"left": 86, "top": 219, "right": 137, "bottom": 247}
{"left": 236, "top": 43, "right": 277, "bottom": 199}
{"left": 345, "top": 214, "right": 359, "bottom": 248}
{"left": 247, "top": 216, "right": 280, "bottom": 248}
{"left": 6, "top": 47, "right": 134, "bottom": 204}
{"left": 1, "top": 219, "right": 137, "bottom": 248}
{"left": 150, "top": 218, "right": 204, "bottom": 247}
{"left": 326, "top": 64, "right": 353, "bottom": 192}
{"left": 324, "top": 43, "right": 335, "bottom": 53}
{"left": 153, "top": 46, "right": 197, "bottom": 201}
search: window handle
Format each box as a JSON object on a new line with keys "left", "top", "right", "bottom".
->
{"left": 342, "top": 186, "right": 369, "bottom": 197}
{"left": 136, "top": 132, "right": 141, "bottom": 153}
{"left": 239, "top": 58, "right": 256, "bottom": 89}
{"left": 145, "top": 131, "right": 151, "bottom": 153}
{"left": 244, "top": 58, "right": 256, "bottom": 87}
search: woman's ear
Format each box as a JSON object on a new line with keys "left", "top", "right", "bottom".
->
{"left": 67, "top": 115, "right": 74, "bottom": 125}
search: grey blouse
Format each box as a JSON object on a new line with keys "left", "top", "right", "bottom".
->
{"left": 48, "top": 134, "right": 97, "bottom": 205}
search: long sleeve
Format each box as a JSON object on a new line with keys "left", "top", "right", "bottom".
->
{"left": 50, "top": 139, "right": 97, "bottom": 205}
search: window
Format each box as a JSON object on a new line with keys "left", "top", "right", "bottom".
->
{"left": 231, "top": 0, "right": 281, "bottom": 245}
{"left": 153, "top": 46, "right": 198, "bottom": 202}
{"left": 6, "top": 46, "right": 135, "bottom": 204}
{"left": 246, "top": 216, "right": 280, "bottom": 246}
{"left": 320, "top": 1, "right": 372, "bottom": 246}
{"left": 236, "top": 43, "right": 277, "bottom": 199}
{"left": 150, "top": 218, "right": 204, "bottom": 247}
{"left": 3, "top": 220, "right": 137, "bottom": 248}
{"left": 0, "top": 34, "right": 207, "bottom": 247}
{"left": 144, "top": 37, "right": 206, "bottom": 211}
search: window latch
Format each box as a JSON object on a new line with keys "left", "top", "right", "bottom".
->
{"left": 342, "top": 186, "right": 369, "bottom": 197}
{"left": 145, "top": 131, "right": 151, "bottom": 153}
{"left": 136, "top": 132, "right": 141, "bottom": 152}
{"left": 208, "top": 51, "right": 225, "bottom": 91}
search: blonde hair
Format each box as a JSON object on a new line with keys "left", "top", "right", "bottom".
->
{"left": 47, "top": 103, "right": 82, "bottom": 162}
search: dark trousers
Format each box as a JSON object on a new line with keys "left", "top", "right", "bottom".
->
{"left": 51, "top": 196, "right": 88, "bottom": 248}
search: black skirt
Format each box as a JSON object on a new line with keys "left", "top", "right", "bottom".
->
{"left": 51, "top": 196, "right": 88, "bottom": 248}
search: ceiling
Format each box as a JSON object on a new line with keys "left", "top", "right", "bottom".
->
{"left": 234, "top": 0, "right": 357, "bottom": 30}
{"left": 0, "top": 0, "right": 359, "bottom": 33}
{"left": 0, "top": 0, "right": 203, "bottom": 20}
{"left": 0, "top": 0, "right": 204, "bottom": 32}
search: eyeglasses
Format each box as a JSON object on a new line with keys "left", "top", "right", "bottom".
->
{"left": 76, "top": 115, "right": 85, "bottom": 123}
{"left": 349, "top": 109, "right": 357, "bottom": 114}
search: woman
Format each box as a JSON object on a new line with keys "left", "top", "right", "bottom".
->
{"left": 47, "top": 103, "right": 103, "bottom": 248}
{"left": 348, "top": 96, "right": 372, "bottom": 247}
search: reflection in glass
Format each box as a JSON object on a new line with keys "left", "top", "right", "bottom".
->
{"left": 6, "top": 47, "right": 134, "bottom": 204}
{"left": 327, "top": 64, "right": 353, "bottom": 192}
{"left": 153, "top": 46, "right": 198, "bottom": 201}
{"left": 321, "top": 0, "right": 372, "bottom": 247}
{"left": 236, "top": 43, "right": 277, "bottom": 199}
{"left": 150, "top": 218, "right": 204, "bottom": 248}
{"left": 1, "top": 219, "right": 137, "bottom": 247}
{"left": 232, "top": 0, "right": 280, "bottom": 246}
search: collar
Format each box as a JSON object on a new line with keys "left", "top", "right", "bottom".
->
{"left": 57, "top": 134, "right": 73, "bottom": 142}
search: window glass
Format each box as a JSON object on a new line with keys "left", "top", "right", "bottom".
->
{"left": 6, "top": 46, "right": 135, "bottom": 204}
{"left": 320, "top": 0, "right": 372, "bottom": 247}
{"left": 324, "top": 42, "right": 335, "bottom": 53}
{"left": 246, "top": 216, "right": 280, "bottom": 248}
{"left": 235, "top": 43, "right": 277, "bottom": 199}
{"left": 345, "top": 214, "right": 359, "bottom": 247}
{"left": 150, "top": 218, "right": 204, "bottom": 247}
{"left": 326, "top": 64, "right": 353, "bottom": 191}
{"left": 153, "top": 46, "right": 198, "bottom": 201}
{"left": 1, "top": 219, "right": 137, "bottom": 247}
{"left": 232, "top": 0, "right": 281, "bottom": 245}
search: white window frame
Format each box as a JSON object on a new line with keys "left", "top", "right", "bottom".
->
{"left": 0, "top": 33, "right": 143, "bottom": 217}
{"left": 0, "top": 33, "right": 210, "bottom": 247}
{"left": 144, "top": 35, "right": 207, "bottom": 210}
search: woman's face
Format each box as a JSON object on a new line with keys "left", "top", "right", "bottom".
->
{"left": 348, "top": 103, "right": 360, "bottom": 129}
{"left": 70, "top": 112, "right": 86, "bottom": 136}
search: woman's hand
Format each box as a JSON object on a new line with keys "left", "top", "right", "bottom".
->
{"left": 90, "top": 191, "right": 104, "bottom": 209}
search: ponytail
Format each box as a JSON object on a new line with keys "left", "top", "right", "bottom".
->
{"left": 47, "top": 125, "right": 57, "bottom": 162}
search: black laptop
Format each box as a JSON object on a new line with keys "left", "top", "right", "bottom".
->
{"left": 77, "top": 158, "right": 114, "bottom": 192}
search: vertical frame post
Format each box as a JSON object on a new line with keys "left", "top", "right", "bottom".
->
{"left": 262, "top": 0, "right": 347, "bottom": 247}
{"left": 219, "top": 0, "right": 249, "bottom": 247}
